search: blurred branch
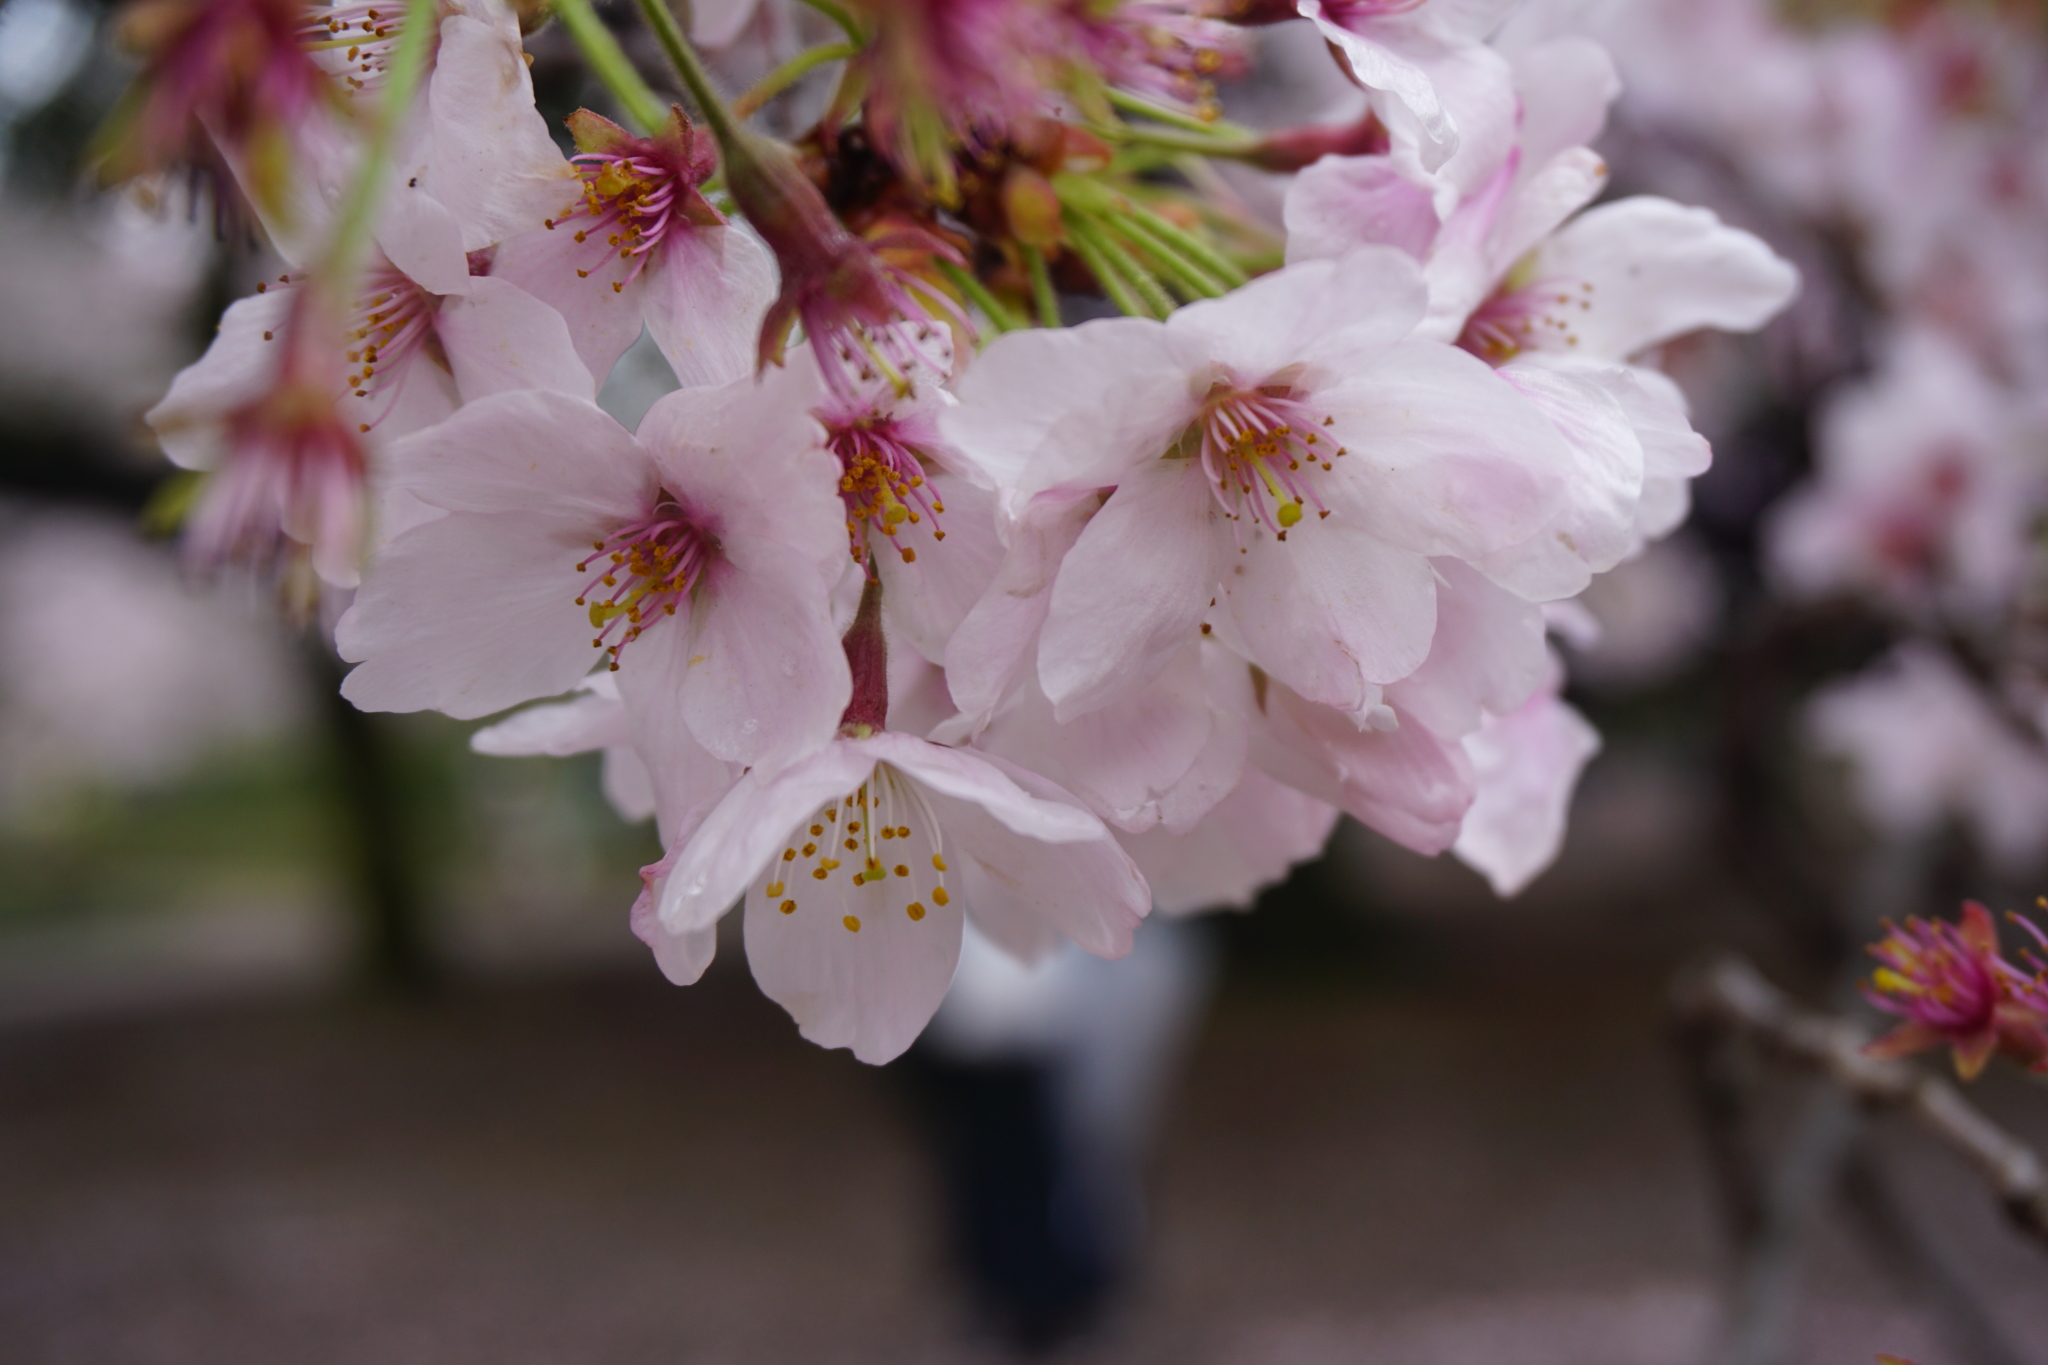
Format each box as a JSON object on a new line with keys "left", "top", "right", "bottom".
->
{"left": 1674, "top": 954, "right": 2048, "bottom": 1250}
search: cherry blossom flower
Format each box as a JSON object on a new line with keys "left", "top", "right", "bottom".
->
{"left": 96, "top": 0, "right": 340, "bottom": 221}
{"left": 802, "top": 334, "right": 1005, "bottom": 664}
{"left": 1810, "top": 644, "right": 2048, "bottom": 875}
{"left": 1283, "top": 49, "right": 1798, "bottom": 598}
{"left": 1863, "top": 901, "right": 2048, "bottom": 1079}
{"left": 646, "top": 728, "right": 1150, "bottom": 1063}
{"left": 1765, "top": 328, "right": 2044, "bottom": 623}
{"left": 335, "top": 363, "right": 852, "bottom": 768}
{"left": 943, "top": 248, "right": 1577, "bottom": 722}
{"left": 492, "top": 108, "right": 776, "bottom": 389}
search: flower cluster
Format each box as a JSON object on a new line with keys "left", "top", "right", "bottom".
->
{"left": 1597, "top": 0, "right": 2048, "bottom": 871}
{"left": 1863, "top": 900, "right": 2048, "bottom": 1079}
{"left": 125, "top": 0, "right": 1794, "bottom": 1062}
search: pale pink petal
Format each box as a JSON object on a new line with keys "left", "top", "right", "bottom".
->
{"left": 616, "top": 540, "right": 851, "bottom": 769}
{"left": 373, "top": 188, "right": 473, "bottom": 297}
{"left": 491, "top": 219, "right": 654, "bottom": 387}
{"left": 1532, "top": 197, "right": 1800, "bottom": 359}
{"left": 1252, "top": 687, "right": 1475, "bottom": 855}
{"left": 944, "top": 488, "right": 1098, "bottom": 725}
{"left": 1174, "top": 251, "right": 1427, "bottom": 382}
{"left": 437, "top": 275, "right": 598, "bottom": 404}
{"left": 399, "top": 10, "right": 577, "bottom": 250}
{"left": 1453, "top": 687, "right": 1601, "bottom": 896}
{"left": 1304, "top": 5, "right": 1456, "bottom": 169}
{"left": 1319, "top": 340, "right": 1573, "bottom": 559}
{"left": 1224, "top": 516, "right": 1439, "bottom": 702}
{"left": 913, "top": 760, "right": 1150, "bottom": 961}
{"left": 874, "top": 471, "right": 1006, "bottom": 665}
{"left": 1039, "top": 459, "right": 1219, "bottom": 720}
{"left": 1509, "top": 38, "right": 1620, "bottom": 167}
{"left": 1283, "top": 155, "right": 1442, "bottom": 266}
{"left": 1121, "top": 768, "right": 1339, "bottom": 916}
{"left": 742, "top": 813, "right": 963, "bottom": 1065}
{"left": 1386, "top": 558, "right": 1548, "bottom": 738}
{"left": 336, "top": 508, "right": 606, "bottom": 718}
{"left": 940, "top": 319, "right": 1190, "bottom": 506}
{"left": 863, "top": 733, "right": 1108, "bottom": 846}
{"left": 384, "top": 388, "right": 652, "bottom": 520}
{"left": 640, "top": 226, "right": 778, "bottom": 389}
{"left": 1476, "top": 360, "right": 1645, "bottom": 599}
{"left": 146, "top": 290, "right": 292, "bottom": 471}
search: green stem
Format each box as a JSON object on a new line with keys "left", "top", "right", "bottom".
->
{"left": 1123, "top": 201, "right": 1249, "bottom": 289}
{"left": 320, "top": 0, "right": 437, "bottom": 284}
{"left": 935, "top": 260, "right": 1025, "bottom": 334}
{"left": 549, "top": 0, "right": 667, "bottom": 133}
{"left": 1104, "top": 87, "right": 1252, "bottom": 141}
{"left": 1103, "top": 216, "right": 1225, "bottom": 301}
{"left": 1022, "top": 244, "right": 1060, "bottom": 327}
{"left": 1065, "top": 215, "right": 1157, "bottom": 319}
{"left": 1088, "top": 219, "right": 1177, "bottom": 316}
{"left": 732, "top": 40, "right": 859, "bottom": 116}
{"left": 633, "top": 0, "right": 745, "bottom": 148}
{"left": 1082, "top": 119, "right": 1257, "bottom": 160}
{"left": 792, "top": 0, "right": 864, "bottom": 44}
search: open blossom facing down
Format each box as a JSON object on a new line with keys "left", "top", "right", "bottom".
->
{"left": 1864, "top": 901, "right": 2048, "bottom": 1079}
{"left": 646, "top": 727, "right": 1149, "bottom": 1063}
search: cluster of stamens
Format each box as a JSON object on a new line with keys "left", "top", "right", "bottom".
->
{"left": 829, "top": 419, "right": 945, "bottom": 566}
{"left": 1457, "top": 278, "right": 1593, "bottom": 366}
{"left": 1189, "top": 384, "right": 1344, "bottom": 548}
{"left": 299, "top": 2, "right": 405, "bottom": 92}
{"left": 546, "top": 153, "right": 685, "bottom": 293}
{"left": 573, "top": 496, "right": 717, "bottom": 670}
{"left": 761, "top": 769, "right": 951, "bottom": 933}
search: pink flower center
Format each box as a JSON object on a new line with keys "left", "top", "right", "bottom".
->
{"left": 1183, "top": 384, "right": 1344, "bottom": 546}
{"left": 547, "top": 152, "right": 691, "bottom": 292}
{"left": 574, "top": 495, "right": 719, "bottom": 670}
{"left": 343, "top": 261, "right": 437, "bottom": 420}
{"left": 829, "top": 419, "right": 945, "bottom": 566}
{"left": 1457, "top": 277, "right": 1594, "bottom": 366}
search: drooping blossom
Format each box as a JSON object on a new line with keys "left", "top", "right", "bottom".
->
{"left": 95, "top": 0, "right": 340, "bottom": 222}
{"left": 1449, "top": 654, "right": 1599, "bottom": 896}
{"left": 493, "top": 108, "right": 776, "bottom": 388}
{"left": 944, "top": 248, "right": 1576, "bottom": 723}
{"left": 644, "top": 724, "right": 1149, "bottom": 1063}
{"left": 1863, "top": 901, "right": 2048, "bottom": 1079}
{"left": 155, "top": 282, "right": 372, "bottom": 586}
{"left": 336, "top": 364, "right": 853, "bottom": 769}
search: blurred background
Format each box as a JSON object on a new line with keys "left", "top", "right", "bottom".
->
{"left": 3, "top": 0, "right": 2047, "bottom": 1361}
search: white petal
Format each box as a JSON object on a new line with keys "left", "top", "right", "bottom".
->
{"left": 1532, "top": 197, "right": 1799, "bottom": 359}
{"left": 437, "top": 275, "right": 597, "bottom": 404}
{"left": 336, "top": 508, "right": 607, "bottom": 719}
{"left": 385, "top": 388, "right": 653, "bottom": 520}
{"left": 1283, "top": 155, "right": 1442, "bottom": 266}
{"left": 1453, "top": 688, "right": 1600, "bottom": 896}
{"left": 1039, "top": 458, "right": 1219, "bottom": 720}
{"left": 1172, "top": 251, "right": 1428, "bottom": 382}
{"left": 640, "top": 226, "right": 778, "bottom": 389}
{"left": 1121, "top": 769, "right": 1338, "bottom": 916}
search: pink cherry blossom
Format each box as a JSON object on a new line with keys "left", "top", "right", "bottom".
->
{"left": 1810, "top": 643, "right": 2048, "bottom": 875}
{"left": 1119, "top": 767, "right": 1340, "bottom": 915}
{"left": 646, "top": 728, "right": 1150, "bottom": 1063}
{"left": 492, "top": 109, "right": 776, "bottom": 389}
{"left": 944, "top": 249, "right": 1577, "bottom": 722}
{"left": 335, "top": 364, "right": 852, "bottom": 769}
{"left": 1863, "top": 901, "right": 2048, "bottom": 1079}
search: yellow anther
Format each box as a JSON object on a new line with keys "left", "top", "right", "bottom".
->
{"left": 932, "top": 887, "right": 950, "bottom": 906}
{"left": 843, "top": 915, "right": 861, "bottom": 933}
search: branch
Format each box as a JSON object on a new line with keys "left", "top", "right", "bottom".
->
{"left": 1673, "top": 955, "right": 2048, "bottom": 1250}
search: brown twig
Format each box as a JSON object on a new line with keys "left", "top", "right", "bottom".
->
{"left": 1674, "top": 954, "right": 2048, "bottom": 1250}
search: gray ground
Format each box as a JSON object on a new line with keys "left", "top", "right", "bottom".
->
{"left": 4, "top": 881, "right": 2046, "bottom": 1365}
